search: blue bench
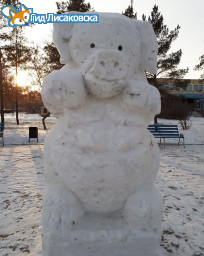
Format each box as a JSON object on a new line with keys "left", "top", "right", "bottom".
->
{"left": 147, "top": 124, "right": 185, "bottom": 148}
{"left": 0, "top": 123, "right": 4, "bottom": 147}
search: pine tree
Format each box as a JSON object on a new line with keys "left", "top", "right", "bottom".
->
{"left": 29, "top": 47, "right": 48, "bottom": 88}
{"left": 56, "top": 0, "right": 92, "bottom": 14}
{"left": 29, "top": 44, "right": 63, "bottom": 89}
{"left": 194, "top": 55, "right": 204, "bottom": 79}
{"left": 122, "top": 4, "right": 137, "bottom": 19}
{"left": 0, "top": 1, "right": 9, "bottom": 123}
{"left": 44, "top": 42, "right": 63, "bottom": 71}
{"left": 142, "top": 5, "right": 189, "bottom": 91}
{"left": 0, "top": 0, "right": 33, "bottom": 124}
{"left": 142, "top": 5, "right": 190, "bottom": 123}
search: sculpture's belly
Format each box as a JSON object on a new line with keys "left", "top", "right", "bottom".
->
{"left": 60, "top": 149, "right": 157, "bottom": 212}
{"left": 75, "top": 124, "right": 147, "bottom": 152}
{"left": 45, "top": 124, "right": 159, "bottom": 213}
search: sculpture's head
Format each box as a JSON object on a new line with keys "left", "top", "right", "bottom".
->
{"left": 53, "top": 12, "right": 158, "bottom": 98}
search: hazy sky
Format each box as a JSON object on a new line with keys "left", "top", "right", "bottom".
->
{"left": 12, "top": 0, "right": 204, "bottom": 79}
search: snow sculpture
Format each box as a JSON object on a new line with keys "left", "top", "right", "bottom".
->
{"left": 41, "top": 12, "right": 163, "bottom": 256}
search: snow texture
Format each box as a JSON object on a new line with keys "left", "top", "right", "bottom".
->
{"left": 0, "top": 114, "right": 204, "bottom": 256}
{"left": 41, "top": 12, "right": 163, "bottom": 256}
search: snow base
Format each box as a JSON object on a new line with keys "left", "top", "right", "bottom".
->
{"left": 43, "top": 211, "right": 161, "bottom": 256}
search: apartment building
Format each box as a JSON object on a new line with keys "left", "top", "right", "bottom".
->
{"left": 158, "top": 79, "right": 204, "bottom": 111}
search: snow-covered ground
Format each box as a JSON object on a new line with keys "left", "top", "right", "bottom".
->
{"left": 2, "top": 113, "right": 204, "bottom": 146}
{"left": 2, "top": 113, "right": 56, "bottom": 145}
{"left": 0, "top": 113, "right": 204, "bottom": 256}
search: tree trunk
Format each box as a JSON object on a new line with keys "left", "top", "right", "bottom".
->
{"left": 0, "top": 85, "right": 4, "bottom": 124}
{"left": 15, "top": 29, "right": 19, "bottom": 125}
{"left": 152, "top": 74, "right": 159, "bottom": 124}
{"left": 16, "top": 94, "right": 19, "bottom": 125}
{"left": 42, "top": 111, "right": 50, "bottom": 130}
{"left": 0, "top": 49, "right": 4, "bottom": 124}
{"left": 154, "top": 115, "right": 158, "bottom": 124}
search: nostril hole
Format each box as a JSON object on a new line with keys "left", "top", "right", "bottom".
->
{"left": 100, "top": 61, "right": 105, "bottom": 66}
{"left": 114, "top": 62, "right": 119, "bottom": 68}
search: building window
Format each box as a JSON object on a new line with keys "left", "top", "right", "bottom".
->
{"left": 195, "top": 99, "right": 204, "bottom": 110}
{"left": 164, "top": 84, "right": 170, "bottom": 90}
{"left": 169, "top": 84, "right": 174, "bottom": 90}
{"left": 194, "top": 84, "right": 203, "bottom": 92}
{"left": 187, "top": 85, "right": 192, "bottom": 92}
{"left": 161, "top": 84, "right": 170, "bottom": 90}
{"left": 194, "top": 85, "right": 199, "bottom": 91}
{"left": 198, "top": 85, "right": 203, "bottom": 91}
{"left": 201, "top": 99, "right": 204, "bottom": 109}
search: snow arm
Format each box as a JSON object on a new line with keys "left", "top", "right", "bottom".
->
{"left": 41, "top": 69, "right": 87, "bottom": 117}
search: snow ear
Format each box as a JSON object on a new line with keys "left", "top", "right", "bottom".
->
{"left": 53, "top": 22, "right": 74, "bottom": 64}
{"left": 136, "top": 21, "right": 158, "bottom": 74}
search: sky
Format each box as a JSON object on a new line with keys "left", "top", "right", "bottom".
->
{"left": 3, "top": 0, "right": 204, "bottom": 79}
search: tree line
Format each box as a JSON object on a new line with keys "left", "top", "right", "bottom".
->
{"left": 0, "top": 0, "right": 203, "bottom": 125}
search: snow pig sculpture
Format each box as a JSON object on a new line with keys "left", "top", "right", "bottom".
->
{"left": 41, "top": 12, "right": 163, "bottom": 256}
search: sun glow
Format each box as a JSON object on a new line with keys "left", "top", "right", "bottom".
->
{"left": 16, "top": 70, "right": 29, "bottom": 87}
{"left": 16, "top": 70, "right": 39, "bottom": 91}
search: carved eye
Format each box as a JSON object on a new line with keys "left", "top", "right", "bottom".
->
{"left": 118, "top": 45, "right": 123, "bottom": 51}
{"left": 90, "top": 43, "right": 95, "bottom": 48}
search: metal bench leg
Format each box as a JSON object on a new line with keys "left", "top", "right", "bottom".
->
{"left": 2, "top": 136, "right": 4, "bottom": 147}
{"left": 178, "top": 138, "right": 180, "bottom": 146}
{"left": 163, "top": 138, "right": 165, "bottom": 148}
